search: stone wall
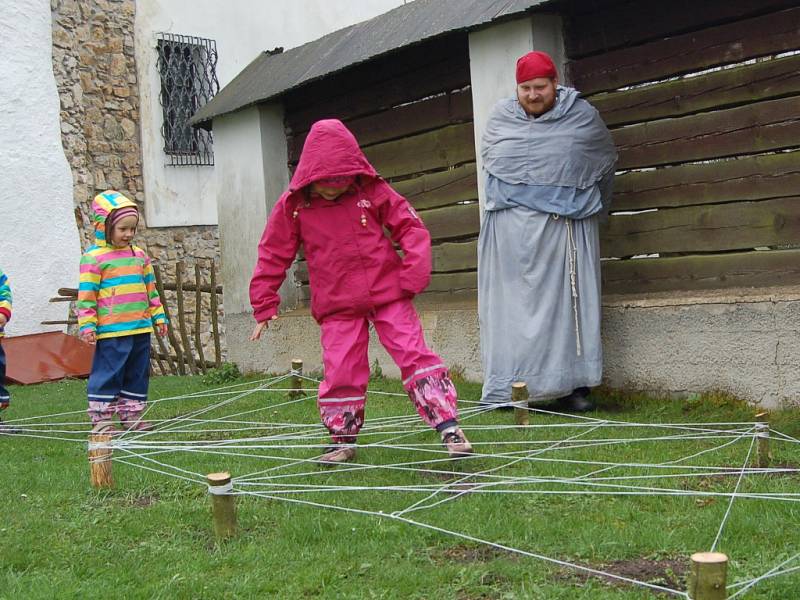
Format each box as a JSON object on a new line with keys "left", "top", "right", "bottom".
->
{"left": 50, "top": 0, "right": 225, "bottom": 363}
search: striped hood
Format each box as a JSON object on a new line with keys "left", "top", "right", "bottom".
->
{"left": 91, "top": 190, "right": 138, "bottom": 247}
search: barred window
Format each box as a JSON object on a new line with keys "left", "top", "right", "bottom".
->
{"left": 156, "top": 33, "right": 219, "bottom": 166}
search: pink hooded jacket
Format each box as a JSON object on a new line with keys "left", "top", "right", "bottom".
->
{"left": 249, "top": 119, "right": 432, "bottom": 324}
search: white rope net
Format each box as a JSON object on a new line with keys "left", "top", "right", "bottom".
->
{"left": 7, "top": 372, "right": 799, "bottom": 597}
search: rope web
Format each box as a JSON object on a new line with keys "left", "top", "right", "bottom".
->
{"left": 6, "top": 372, "right": 800, "bottom": 597}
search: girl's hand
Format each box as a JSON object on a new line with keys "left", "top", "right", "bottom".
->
{"left": 81, "top": 330, "right": 96, "bottom": 344}
{"left": 250, "top": 315, "right": 278, "bottom": 341}
{"left": 156, "top": 323, "right": 168, "bottom": 337}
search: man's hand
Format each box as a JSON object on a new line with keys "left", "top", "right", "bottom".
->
{"left": 0, "top": 314, "right": 6, "bottom": 327}
{"left": 250, "top": 315, "right": 278, "bottom": 341}
{"left": 80, "top": 330, "right": 96, "bottom": 344}
{"left": 156, "top": 322, "right": 168, "bottom": 337}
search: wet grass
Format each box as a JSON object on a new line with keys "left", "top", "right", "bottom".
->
{"left": 1, "top": 375, "right": 798, "bottom": 599}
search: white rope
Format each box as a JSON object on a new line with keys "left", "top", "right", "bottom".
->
{"left": 710, "top": 432, "right": 757, "bottom": 552}
{"left": 565, "top": 216, "right": 582, "bottom": 356}
{"left": 727, "top": 553, "right": 800, "bottom": 598}
{"left": 234, "top": 488, "right": 689, "bottom": 598}
{"left": 208, "top": 481, "right": 234, "bottom": 495}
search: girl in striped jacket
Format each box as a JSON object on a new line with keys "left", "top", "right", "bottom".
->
{"left": 77, "top": 191, "right": 168, "bottom": 434}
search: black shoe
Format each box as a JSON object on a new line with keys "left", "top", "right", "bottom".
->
{"left": 556, "top": 387, "right": 595, "bottom": 413}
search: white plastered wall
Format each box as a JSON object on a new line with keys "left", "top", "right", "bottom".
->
{"left": 0, "top": 0, "right": 81, "bottom": 335}
{"left": 135, "top": 0, "right": 405, "bottom": 227}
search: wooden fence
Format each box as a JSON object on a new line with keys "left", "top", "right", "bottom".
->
{"left": 150, "top": 260, "right": 222, "bottom": 375}
{"left": 50, "top": 260, "right": 223, "bottom": 376}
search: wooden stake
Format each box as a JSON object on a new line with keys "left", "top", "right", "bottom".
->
{"left": 149, "top": 335, "right": 169, "bottom": 375}
{"left": 289, "top": 358, "right": 303, "bottom": 399}
{"left": 153, "top": 263, "right": 186, "bottom": 375}
{"left": 511, "top": 382, "right": 529, "bottom": 427}
{"left": 194, "top": 263, "right": 208, "bottom": 374}
{"left": 176, "top": 261, "right": 198, "bottom": 375}
{"left": 207, "top": 471, "right": 237, "bottom": 541}
{"left": 154, "top": 326, "right": 178, "bottom": 375}
{"left": 209, "top": 260, "right": 222, "bottom": 369}
{"left": 755, "top": 414, "right": 770, "bottom": 468}
{"left": 688, "top": 552, "right": 728, "bottom": 600}
{"left": 89, "top": 433, "right": 114, "bottom": 489}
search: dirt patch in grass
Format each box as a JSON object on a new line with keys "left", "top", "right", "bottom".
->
{"left": 555, "top": 556, "right": 688, "bottom": 594}
{"left": 432, "top": 543, "right": 518, "bottom": 565}
{"left": 122, "top": 492, "right": 159, "bottom": 508}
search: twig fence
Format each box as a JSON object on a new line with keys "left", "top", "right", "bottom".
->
{"left": 49, "top": 260, "right": 223, "bottom": 376}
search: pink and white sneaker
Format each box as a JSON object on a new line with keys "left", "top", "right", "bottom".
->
{"left": 318, "top": 444, "right": 357, "bottom": 465}
{"left": 441, "top": 426, "right": 473, "bottom": 458}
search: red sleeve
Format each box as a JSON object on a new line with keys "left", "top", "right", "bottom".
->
{"left": 249, "top": 196, "right": 301, "bottom": 322}
{"left": 373, "top": 180, "right": 432, "bottom": 295}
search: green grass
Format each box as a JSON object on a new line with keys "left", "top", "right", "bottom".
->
{"left": 1, "top": 375, "right": 799, "bottom": 599}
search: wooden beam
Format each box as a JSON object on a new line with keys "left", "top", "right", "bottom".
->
{"left": 288, "top": 90, "right": 473, "bottom": 162}
{"left": 613, "top": 96, "right": 800, "bottom": 170}
{"left": 569, "top": 6, "right": 800, "bottom": 94}
{"left": 363, "top": 122, "right": 476, "bottom": 180}
{"left": 564, "top": 0, "right": 798, "bottom": 59}
{"left": 602, "top": 196, "right": 800, "bottom": 257}
{"left": 592, "top": 53, "right": 800, "bottom": 127}
{"left": 391, "top": 163, "right": 478, "bottom": 210}
{"left": 614, "top": 151, "right": 800, "bottom": 211}
{"left": 601, "top": 248, "right": 800, "bottom": 294}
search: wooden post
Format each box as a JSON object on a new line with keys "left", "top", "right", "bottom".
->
{"left": 511, "top": 382, "right": 529, "bottom": 426}
{"left": 154, "top": 327, "right": 178, "bottom": 375}
{"left": 89, "top": 434, "right": 114, "bottom": 489}
{"left": 207, "top": 472, "right": 237, "bottom": 541}
{"left": 209, "top": 260, "right": 222, "bottom": 369}
{"left": 149, "top": 337, "right": 168, "bottom": 375}
{"left": 153, "top": 263, "right": 186, "bottom": 375}
{"left": 289, "top": 358, "right": 303, "bottom": 399}
{"left": 194, "top": 263, "right": 208, "bottom": 374}
{"left": 755, "top": 414, "right": 770, "bottom": 468}
{"left": 176, "top": 261, "right": 198, "bottom": 374}
{"left": 688, "top": 552, "right": 728, "bottom": 600}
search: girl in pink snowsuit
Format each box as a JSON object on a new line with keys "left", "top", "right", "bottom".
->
{"left": 250, "top": 119, "right": 473, "bottom": 464}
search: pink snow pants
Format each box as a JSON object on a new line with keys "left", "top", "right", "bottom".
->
{"left": 318, "top": 298, "right": 458, "bottom": 443}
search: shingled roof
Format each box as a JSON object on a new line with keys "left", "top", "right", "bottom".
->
{"left": 190, "top": 0, "right": 551, "bottom": 128}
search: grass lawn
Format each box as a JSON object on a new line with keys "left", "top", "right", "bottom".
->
{"left": 1, "top": 372, "right": 798, "bottom": 599}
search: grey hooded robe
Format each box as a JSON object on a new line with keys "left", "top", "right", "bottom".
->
{"left": 478, "top": 88, "right": 616, "bottom": 404}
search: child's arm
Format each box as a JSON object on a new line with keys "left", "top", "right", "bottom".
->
{"left": 0, "top": 269, "right": 11, "bottom": 328}
{"left": 143, "top": 256, "right": 168, "bottom": 336}
{"left": 77, "top": 255, "right": 100, "bottom": 342}
{"left": 249, "top": 197, "right": 300, "bottom": 329}
{"left": 374, "top": 180, "right": 432, "bottom": 295}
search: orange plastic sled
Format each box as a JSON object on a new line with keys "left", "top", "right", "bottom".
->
{"left": 3, "top": 332, "right": 94, "bottom": 385}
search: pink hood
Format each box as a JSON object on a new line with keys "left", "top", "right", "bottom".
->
{"left": 289, "top": 119, "right": 377, "bottom": 192}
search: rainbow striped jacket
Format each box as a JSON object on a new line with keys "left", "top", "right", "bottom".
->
{"left": 77, "top": 191, "right": 167, "bottom": 339}
{"left": 0, "top": 268, "right": 11, "bottom": 338}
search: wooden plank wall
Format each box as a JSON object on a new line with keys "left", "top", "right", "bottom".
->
{"left": 282, "top": 34, "right": 480, "bottom": 302}
{"left": 563, "top": 0, "right": 800, "bottom": 293}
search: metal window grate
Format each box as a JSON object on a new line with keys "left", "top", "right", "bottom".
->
{"left": 156, "top": 33, "right": 219, "bottom": 166}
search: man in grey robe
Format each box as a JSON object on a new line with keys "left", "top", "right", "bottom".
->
{"left": 478, "top": 50, "right": 617, "bottom": 411}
